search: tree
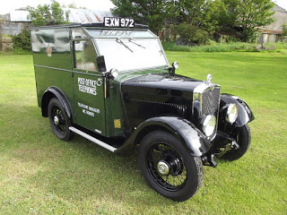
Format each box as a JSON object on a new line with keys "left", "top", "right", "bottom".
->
{"left": 111, "top": 0, "right": 223, "bottom": 42}
{"left": 175, "top": 0, "right": 207, "bottom": 24}
{"left": 222, "top": 0, "right": 275, "bottom": 42}
{"left": 27, "top": 0, "right": 69, "bottom": 26}
{"left": 207, "top": 0, "right": 229, "bottom": 31}
{"left": 63, "top": 3, "right": 86, "bottom": 9}
{"left": 111, "top": 0, "right": 173, "bottom": 34}
{"left": 67, "top": 3, "right": 77, "bottom": 9}
{"left": 282, "top": 24, "right": 287, "bottom": 37}
{"left": 171, "top": 0, "right": 225, "bottom": 44}
{"left": 13, "top": 1, "right": 70, "bottom": 53}
{"left": 0, "top": 18, "right": 2, "bottom": 51}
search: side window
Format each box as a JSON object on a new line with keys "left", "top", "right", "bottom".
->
{"left": 74, "top": 40, "right": 97, "bottom": 71}
{"left": 72, "top": 28, "right": 87, "bottom": 40}
{"left": 54, "top": 29, "right": 70, "bottom": 52}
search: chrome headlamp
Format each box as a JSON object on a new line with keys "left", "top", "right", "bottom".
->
{"left": 202, "top": 115, "right": 216, "bottom": 137}
{"left": 226, "top": 104, "right": 238, "bottom": 124}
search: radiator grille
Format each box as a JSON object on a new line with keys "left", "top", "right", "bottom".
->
{"left": 201, "top": 87, "right": 220, "bottom": 116}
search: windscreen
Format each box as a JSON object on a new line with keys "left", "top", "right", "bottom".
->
{"left": 86, "top": 29, "right": 169, "bottom": 72}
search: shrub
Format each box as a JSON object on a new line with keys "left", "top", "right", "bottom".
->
{"left": 162, "top": 42, "right": 191, "bottom": 52}
{"left": 219, "top": 35, "right": 241, "bottom": 43}
{"left": 12, "top": 29, "right": 31, "bottom": 54}
{"left": 282, "top": 24, "right": 287, "bottom": 37}
{"left": 175, "top": 23, "right": 210, "bottom": 45}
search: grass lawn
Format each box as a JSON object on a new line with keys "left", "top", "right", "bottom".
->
{"left": 0, "top": 51, "right": 286, "bottom": 214}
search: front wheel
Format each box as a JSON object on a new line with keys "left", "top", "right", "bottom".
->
{"left": 138, "top": 131, "right": 203, "bottom": 201}
{"left": 220, "top": 124, "right": 251, "bottom": 161}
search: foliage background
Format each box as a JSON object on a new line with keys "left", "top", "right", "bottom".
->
{"left": 8, "top": 0, "right": 283, "bottom": 53}
{"left": 27, "top": 0, "right": 69, "bottom": 26}
{"left": 11, "top": 0, "right": 69, "bottom": 54}
{"left": 112, "top": 0, "right": 276, "bottom": 43}
{"left": 12, "top": 29, "right": 31, "bottom": 54}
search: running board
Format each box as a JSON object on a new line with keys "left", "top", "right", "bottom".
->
{"left": 69, "top": 127, "right": 117, "bottom": 153}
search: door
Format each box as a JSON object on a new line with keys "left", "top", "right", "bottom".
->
{"left": 72, "top": 39, "right": 106, "bottom": 135}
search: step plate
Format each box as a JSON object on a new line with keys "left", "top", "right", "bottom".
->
{"left": 69, "top": 127, "right": 117, "bottom": 152}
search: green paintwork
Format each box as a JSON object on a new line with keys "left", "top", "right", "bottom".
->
{"left": 32, "top": 25, "right": 167, "bottom": 138}
{"left": 73, "top": 70, "right": 106, "bottom": 135}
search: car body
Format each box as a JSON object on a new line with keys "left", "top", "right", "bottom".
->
{"left": 31, "top": 18, "right": 254, "bottom": 201}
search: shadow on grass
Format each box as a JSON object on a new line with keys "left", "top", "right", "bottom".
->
{"left": 3, "top": 103, "right": 177, "bottom": 206}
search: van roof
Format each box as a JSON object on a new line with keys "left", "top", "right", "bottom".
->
{"left": 30, "top": 23, "right": 149, "bottom": 30}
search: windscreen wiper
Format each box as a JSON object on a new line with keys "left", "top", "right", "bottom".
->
{"left": 129, "top": 39, "right": 146, "bottom": 49}
{"left": 116, "top": 38, "right": 133, "bottom": 52}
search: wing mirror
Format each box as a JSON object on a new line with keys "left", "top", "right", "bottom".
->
{"left": 97, "top": 55, "right": 107, "bottom": 72}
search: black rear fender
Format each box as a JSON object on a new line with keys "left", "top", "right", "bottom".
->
{"left": 41, "top": 87, "right": 72, "bottom": 119}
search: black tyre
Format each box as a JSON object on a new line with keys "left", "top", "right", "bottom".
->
{"left": 138, "top": 131, "right": 203, "bottom": 201}
{"left": 220, "top": 124, "right": 251, "bottom": 161}
{"left": 48, "top": 98, "right": 73, "bottom": 141}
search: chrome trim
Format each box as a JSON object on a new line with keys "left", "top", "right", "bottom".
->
{"left": 34, "top": 64, "right": 103, "bottom": 77}
{"left": 34, "top": 64, "right": 73, "bottom": 73}
{"left": 69, "top": 127, "right": 117, "bottom": 152}
{"left": 104, "top": 77, "right": 107, "bottom": 99}
{"left": 192, "top": 83, "right": 220, "bottom": 116}
{"left": 157, "top": 161, "right": 170, "bottom": 176}
{"left": 53, "top": 116, "right": 60, "bottom": 125}
{"left": 193, "top": 83, "right": 208, "bottom": 115}
{"left": 194, "top": 83, "right": 210, "bottom": 94}
{"left": 192, "top": 82, "right": 221, "bottom": 140}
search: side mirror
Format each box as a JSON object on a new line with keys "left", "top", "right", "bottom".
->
{"left": 97, "top": 55, "right": 107, "bottom": 72}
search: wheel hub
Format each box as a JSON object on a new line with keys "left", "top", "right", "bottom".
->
{"left": 54, "top": 116, "right": 60, "bottom": 125}
{"left": 170, "top": 158, "right": 183, "bottom": 176}
{"left": 157, "top": 161, "right": 170, "bottom": 176}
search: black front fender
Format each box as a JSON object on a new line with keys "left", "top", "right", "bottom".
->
{"left": 116, "top": 116, "right": 211, "bottom": 156}
{"left": 220, "top": 94, "right": 254, "bottom": 127}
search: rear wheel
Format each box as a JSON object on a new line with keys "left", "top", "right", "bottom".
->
{"left": 138, "top": 131, "right": 203, "bottom": 201}
{"left": 48, "top": 98, "right": 73, "bottom": 141}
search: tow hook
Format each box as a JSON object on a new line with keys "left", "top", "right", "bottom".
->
{"left": 215, "top": 140, "right": 240, "bottom": 158}
{"left": 202, "top": 154, "right": 217, "bottom": 168}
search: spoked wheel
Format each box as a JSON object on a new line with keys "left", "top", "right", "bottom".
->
{"left": 48, "top": 98, "right": 73, "bottom": 141}
{"left": 219, "top": 124, "right": 251, "bottom": 161}
{"left": 138, "top": 131, "right": 203, "bottom": 201}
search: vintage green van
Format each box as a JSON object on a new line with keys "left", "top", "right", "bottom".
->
{"left": 31, "top": 18, "right": 254, "bottom": 201}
